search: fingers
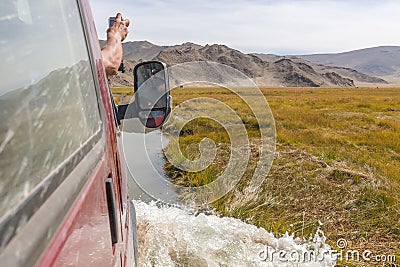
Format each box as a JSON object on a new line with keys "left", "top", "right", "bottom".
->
{"left": 115, "top": 13, "right": 130, "bottom": 28}
{"left": 107, "top": 13, "right": 130, "bottom": 41}
{"left": 124, "top": 18, "right": 130, "bottom": 28}
{"left": 115, "top": 13, "right": 122, "bottom": 24}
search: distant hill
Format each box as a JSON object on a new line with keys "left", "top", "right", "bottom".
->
{"left": 155, "top": 44, "right": 357, "bottom": 87}
{"left": 122, "top": 41, "right": 167, "bottom": 62}
{"left": 101, "top": 40, "right": 396, "bottom": 87}
{"left": 254, "top": 54, "right": 388, "bottom": 87}
{"left": 156, "top": 44, "right": 266, "bottom": 78}
{"left": 298, "top": 46, "right": 400, "bottom": 82}
{"left": 100, "top": 40, "right": 166, "bottom": 62}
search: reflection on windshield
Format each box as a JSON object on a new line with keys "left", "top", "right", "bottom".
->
{"left": 0, "top": 0, "right": 100, "bottom": 219}
{"left": 0, "top": 0, "right": 88, "bottom": 95}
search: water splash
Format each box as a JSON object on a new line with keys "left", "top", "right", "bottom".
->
{"left": 134, "top": 201, "right": 336, "bottom": 267}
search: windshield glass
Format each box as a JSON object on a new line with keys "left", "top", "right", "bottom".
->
{"left": 0, "top": 0, "right": 101, "bottom": 219}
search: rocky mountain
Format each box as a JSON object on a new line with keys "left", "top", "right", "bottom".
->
{"left": 100, "top": 40, "right": 166, "bottom": 62}
{"left": 255, "top": 54, "right": 388, "bottom": 86}
{"left": 103, "top": 40, "right": 394, "bottom": 87}
{"left": 155, "top": 43, "right": 385, "bottom": 87}
{"left": 122, "top": 41, "right": 167, "bottom": 62}
{"left": 298, "top": 46, "right": 400, "bottom": 82}
{"left": 156, "top": 44, "right": 267, "bottom": 78}
{"left": 108, "top": 60, "right": 137, "bottom": 87}
{"left": 268, "top": 58, "right": 354, "bottom": 87}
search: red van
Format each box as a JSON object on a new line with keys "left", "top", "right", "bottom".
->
{"left": 0, "top": 0, "right": 170, "bottom": 266}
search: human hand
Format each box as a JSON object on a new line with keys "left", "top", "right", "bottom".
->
{"left": 107, "top": 13, "right": 130, "bottom": 42}
{"left": 102, "top": 13, "right": 130, "bottom": 76}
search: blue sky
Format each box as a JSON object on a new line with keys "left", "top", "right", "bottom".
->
{"left": 90, "top": 0, "right": 400, "bottom": 55}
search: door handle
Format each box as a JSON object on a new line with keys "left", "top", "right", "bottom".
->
{"left": 106, "top": 178, "right": 119, "bottom": 245}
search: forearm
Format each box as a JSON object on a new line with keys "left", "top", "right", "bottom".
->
{"left": 101, "top": 35, "right": 123, "bottom": 76}
{"left": 101, "top": 13, "right": 130, "bottom": 77}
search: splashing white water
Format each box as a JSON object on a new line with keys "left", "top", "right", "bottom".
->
{"left": 134, "top": 201, "right": 336, "bottom": 267}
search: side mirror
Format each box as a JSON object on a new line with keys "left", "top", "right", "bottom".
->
{"left": 133, "top": 61, "right": 170, "bottom": 128}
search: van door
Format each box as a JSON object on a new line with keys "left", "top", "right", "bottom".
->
{"left": 0, "top": 0, "right": 125, "bottom": 266}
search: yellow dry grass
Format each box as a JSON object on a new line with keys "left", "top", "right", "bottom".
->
{"left": 165, "top": 86, "right": 400, "bottom": 266}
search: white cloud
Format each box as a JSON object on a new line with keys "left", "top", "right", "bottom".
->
{"left": 90, "top": 0, "right": 400, "bottom": 54}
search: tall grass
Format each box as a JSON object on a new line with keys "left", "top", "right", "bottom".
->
{"left": 164, "top": 86, "right": 400, "bottom": 265}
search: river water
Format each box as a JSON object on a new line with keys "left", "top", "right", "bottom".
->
{"left": 123, "top": 130, "right": 178, "bottom": 203}
{"left": 123, "top": 131, "right": 336, "bottom": 267}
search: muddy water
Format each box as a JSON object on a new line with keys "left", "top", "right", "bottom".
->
{"left": 135, "top": 201, "right": 335, "bottom": 267}
{"left": 123, "top": 131, "right": 335, "bottom": 267}
{"left": 123, "top": 130, "right": 178, "bottom": 203}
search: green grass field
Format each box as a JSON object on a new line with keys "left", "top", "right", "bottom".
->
{"left": 163, "top": 86, "right": 400, "bottom": 266}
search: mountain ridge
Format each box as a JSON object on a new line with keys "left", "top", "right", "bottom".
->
{"left": 103, "top": 40, "right": 397, "bottom": 87}
{"left": 298, "top": 46, "right": 400, "bottom": 78}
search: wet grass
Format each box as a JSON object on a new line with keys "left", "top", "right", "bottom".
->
{"left": 163, "top": 86, "right": 400, "bottom": 266}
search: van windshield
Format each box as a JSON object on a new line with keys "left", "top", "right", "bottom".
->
{"left": 0, "top": 0, "right": 101, "bottom": 219}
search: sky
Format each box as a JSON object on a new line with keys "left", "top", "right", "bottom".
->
{"left": 90, "top": 0, "right": 400, "bottom": 55}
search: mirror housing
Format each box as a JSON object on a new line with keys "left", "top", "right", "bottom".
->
{"left": 133, "top": 61, "right": 171, "bottom": 128}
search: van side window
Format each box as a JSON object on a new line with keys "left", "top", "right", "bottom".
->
{"left": 0, "top": 0, "right": 101, "bottom": 220}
